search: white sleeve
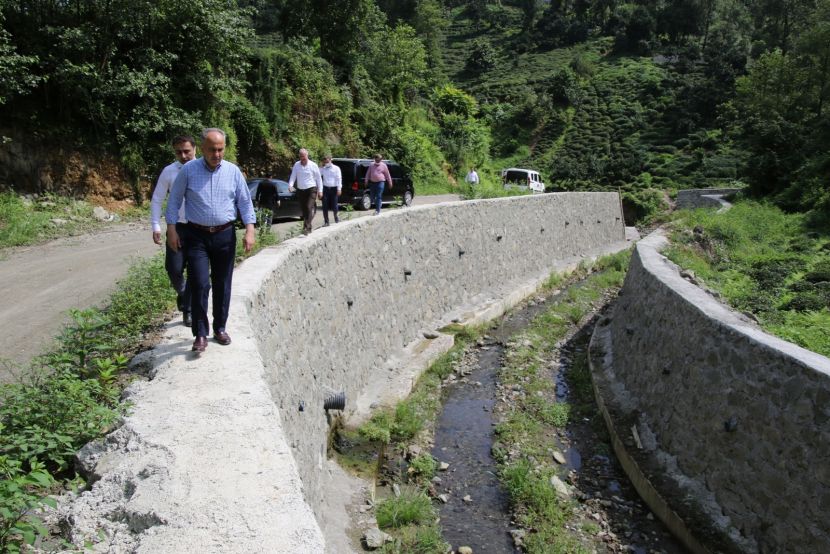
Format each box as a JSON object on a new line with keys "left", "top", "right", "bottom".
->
{"left": 288, "top": 163, "right": 297, "bottom": 187}
{"left": 150, "top": 165, "right": 173, "bottom": 233}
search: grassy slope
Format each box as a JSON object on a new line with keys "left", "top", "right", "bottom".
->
{"left": 666, "top": 200, "right": 830, "bottom": 357}
{"left": 441, "top": 6, "right": 743, "bottom": 192}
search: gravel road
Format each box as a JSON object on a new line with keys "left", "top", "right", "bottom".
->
{"left": 0, "top": 194, "right": 461, "bottom": 382}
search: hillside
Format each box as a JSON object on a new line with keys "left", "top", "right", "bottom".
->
{"left": 1, "top": 0, "right": 828, "bottom": 223}
{"left": 440, "top": 4, "right": 745, "bottom": 218}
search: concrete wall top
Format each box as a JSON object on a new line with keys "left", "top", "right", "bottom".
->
{"left": 62, "top": 193, "right": 628, "bottom": 553}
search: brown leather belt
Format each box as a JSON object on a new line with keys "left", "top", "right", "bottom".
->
{"left": 188, "top": 221, "right": 234, "bottom": 233}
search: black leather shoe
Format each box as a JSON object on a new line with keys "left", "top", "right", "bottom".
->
{"left": 192, "top": 336, "right": 207, "bottom": 352}
{"left": 214, "top": 330, "right": 231, "bottom": 346}
{"left": 183, "top": 311, "right": 192, "bottom": 327}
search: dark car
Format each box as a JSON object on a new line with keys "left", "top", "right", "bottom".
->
{"left": 246, "top": 178, "right": 306, "bottom": 221}
{"left": 331, "top": 158, "right": 415, "bottom": 210}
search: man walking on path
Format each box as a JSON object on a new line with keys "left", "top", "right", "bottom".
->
{"left": 150, "top": 135, "right": 196, "bottom": 326}
{"left": 465, "top": 167, "right": 479, "bottom": 185}
{"left": 165, "top": 128, "right": 256, "bottom": 353}
{"left": 287, "top": 148, "right": 323, "bottom": 234}
{"left": 320, "top": 155, "right": 342, "bottom": 226}
{"left": 364, "top": 154, "right": 393, "bottom": 215}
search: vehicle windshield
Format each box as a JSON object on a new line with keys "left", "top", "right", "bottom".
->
{"left": 275, "top": 180, "right": 290, "bottom": 194}
{"left": 503, "top": 170, "right": 530, "bottom": 182}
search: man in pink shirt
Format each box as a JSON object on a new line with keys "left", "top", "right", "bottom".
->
{"left": 364, "top": 154, "right": 393, "bottom": 215}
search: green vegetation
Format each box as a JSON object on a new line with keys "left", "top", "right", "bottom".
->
{"left": 376, "top": 487, "right": 435, "bottom": 528}
{"left": 4, "top": 0, "right": 828, "bottom": 223}
{"left": 0, "top": 192, "right": 98, "bottom": 249}
{"left": 377, "top": 522, "right": 448, "bottom": 554}
{"left": 666, "top": 200, "right": 830, "bottom": 357}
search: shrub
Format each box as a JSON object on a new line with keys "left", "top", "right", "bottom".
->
{"left": 804, "top": 260, "right": 830, "bottom": 283}
{"left": 375, "top": 488, "right": 434, "bottom": 528}
{"left": 408, "top": 454, "right": 437, "bottom": 481}
{"left": 0, "top": 372, "right": 118, "bottom": 474}
{"left": 621, "top": 187, "right": 668, "bottom": 224}
{"left": 782, "top": 291, "right": 827, "bottom": 312}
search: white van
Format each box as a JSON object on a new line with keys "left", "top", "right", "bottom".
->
{"left": 501, "top": 168, "right": 546, "bottom": 193}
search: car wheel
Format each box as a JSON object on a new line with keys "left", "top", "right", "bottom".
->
{"left": 359, "top": 193, "right": 372, "bottom": 211}
{"left": 403, "top": 190, "right": 413, "bottom": 207}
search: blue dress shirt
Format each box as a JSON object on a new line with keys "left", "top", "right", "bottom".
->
{"left": 165, "top": 158, "right": 256, "bottom": 226}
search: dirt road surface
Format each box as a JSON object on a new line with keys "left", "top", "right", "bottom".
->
{"left": 0, "top": 194, "right": 460, "bottom": 382}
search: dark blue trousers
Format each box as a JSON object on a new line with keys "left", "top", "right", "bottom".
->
{"left": 165, "top": 222, "right": 191, "bottom": 313}
{"left": 370, "top": 181, "right": 385, "bottom": 213}
{"left": 322, "top": 187, "right": 339, "bottom": 223}
{"left": 184, "top": 225, "right": 236, "bottom": 338}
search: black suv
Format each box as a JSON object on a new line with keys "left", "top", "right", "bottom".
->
{"left": 331, "top": 158, "right": 415, "bottom": 210}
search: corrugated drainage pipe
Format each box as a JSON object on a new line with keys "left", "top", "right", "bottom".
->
{"left": 324, "top": 392, "right": 346, "bottom": 411}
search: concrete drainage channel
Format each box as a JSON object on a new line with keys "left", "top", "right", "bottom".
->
{"left": 337, "top": 274, "right": 688, "bottom": 553}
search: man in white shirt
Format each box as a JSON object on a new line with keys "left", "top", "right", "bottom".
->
{"left": 287, "top": 148, "right": 323, "bottom": 235}
{"left": 465, "top": 167, "right": 479, "bottom": 185}
{"left": 320, "top": 155, "right": 342, "bottom": 226}
{"left": 150, "top": 135, "right": 196, "bottom": 326}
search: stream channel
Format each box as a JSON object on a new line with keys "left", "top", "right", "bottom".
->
{"left": 427, "top": 280, "right": 688, "bottom": 553}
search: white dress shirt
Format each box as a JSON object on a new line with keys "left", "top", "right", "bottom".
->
{"left": 320, "top": 163, "right": 342, "bottom": 190}
{"left": 288, "top": 160, "right": 323, "bottom": 193}
{"left": 150, "top": 161, "right": 186, "bottom": 232}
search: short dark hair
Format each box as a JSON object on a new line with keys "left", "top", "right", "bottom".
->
{"left": 171, "top": 135, "right": 196, "bottom": 148}
{"left": 373, "top": 153, "right": 383, "bottom": 161}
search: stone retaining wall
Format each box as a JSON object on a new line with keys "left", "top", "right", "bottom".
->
{"left": 591, "top": 232, "right": 830, "bottom": 553}
{"left": 245, "top": 193, "right": 625, "bottom": 519}
{"left": 65, "top": 193, "right": 628, "bottom": 553}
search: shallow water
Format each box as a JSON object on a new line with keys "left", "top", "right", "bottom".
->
{"left": 431, "top": 343, "right": 516, "bottom": 552}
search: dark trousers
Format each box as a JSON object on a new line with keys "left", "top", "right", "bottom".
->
{"left": 184, "top": 224, "right": 235, "bottom": 338}
{"left": 322, "top": 187, "right": 339, "bottom": 223}
{"left": 298, "top": 187, "right": 317, "bottom": 233}
{"left": 165, "top": 222, "right": 190, "bottom": 313}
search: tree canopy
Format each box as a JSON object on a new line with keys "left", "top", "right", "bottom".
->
{"left": 0, "top": 0, "right": 828, "bottom": 222}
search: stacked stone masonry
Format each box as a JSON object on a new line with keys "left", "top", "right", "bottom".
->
{"left": 598, "top": 233, "right": 830, "bottom": 553}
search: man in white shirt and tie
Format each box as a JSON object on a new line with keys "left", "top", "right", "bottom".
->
{"left": 287, "top": 148, "right": 323, "bottom": 235}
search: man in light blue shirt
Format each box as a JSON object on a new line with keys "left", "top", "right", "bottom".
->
{"left": 166, "top": 128, "right": 256, "bottom": 353}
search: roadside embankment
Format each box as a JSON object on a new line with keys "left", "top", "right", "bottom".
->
{"left": 61, "top": 193, "right": 628, "bottom": 552}
{"left": 590, "top": 231, "right": 830, "bottom": 553}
